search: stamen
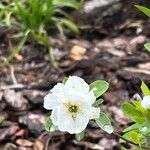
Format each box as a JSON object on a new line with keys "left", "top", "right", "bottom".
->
{"left": 68, "top": 105, "right": 78, "bottom": 113}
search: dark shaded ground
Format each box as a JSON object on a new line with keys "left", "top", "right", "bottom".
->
{"left": 0, "top": 0, "right": 150, "bottom": 149}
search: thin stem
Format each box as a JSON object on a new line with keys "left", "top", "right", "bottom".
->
{"left": 113, "top": 132, "right": 150, "bottom": 150}
{"left": 48, "top": 47, "right": 58, "bottom": 68}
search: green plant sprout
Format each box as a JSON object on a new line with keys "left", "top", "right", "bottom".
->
{"left": 121, "top": 81, "right": 150, "bottom": 149}
{"left": 0, "top": 0, "right": 81, "bottom": 68}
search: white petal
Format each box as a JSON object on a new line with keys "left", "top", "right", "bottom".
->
{"left": 65, "top": 76, "right": 89, "bottom": 93}
{"left": 57, "top": 105, "right": 74, "bottom": 132}
{"left": 64, "top": 88, "right": 95, "bottom": 105}
{"left": 64, "top": 90, "right": 85, "bottom": 103}
{"left": 51, "top": 107, "right": 59, "bottom": 125}
{"left": 73, "top": 113, "right": 89, "bottom": 134}
{"left": 44, "top": 93, "right": 58, "bottom": 110}
{"left": 86, "top": 91, "right": 96, "bottom": 105}
{"left": 51, "top": 83, "right": 64, "bottom": 96}
{"left": 57, "top": 103, "right": 90, "bottom": 134}
{"left": 89, "top": 107, "right": 100, "bottom": 119}
{"left": 141, "top": 95, "right": 150, "bottom": 109}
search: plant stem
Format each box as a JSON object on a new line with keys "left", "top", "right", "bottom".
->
{"left": 48, "top": 47, "right": 58, "bottom": 68}
{"left": 113, "top": 132, "right": 150, "bottom": 150}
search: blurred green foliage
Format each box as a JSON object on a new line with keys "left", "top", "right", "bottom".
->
{"left": 0, "top": 0, "right": 81, "bottom": 67}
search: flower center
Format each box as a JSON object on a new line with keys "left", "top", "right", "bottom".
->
{"left": 68, "top": 105, "right": 78, "bottom": 113}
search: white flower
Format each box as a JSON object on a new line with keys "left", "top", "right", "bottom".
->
{"left": 141, "top": 95, "right": 150, "bottom": 109}
{"left": 44, "top": 76, "right": 100, "bottom": 134}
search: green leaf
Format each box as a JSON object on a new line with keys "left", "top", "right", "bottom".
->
{"left": 62, "top": 77, "right": 68, "bottom": 84}
{"left": 121, "top": 131, "right": 140, "bottom": 144}
{"left": 60, "top": 18, "right": 79, "bottom": 34}
{"left": 45, "top": 117, "right": 53, "bottom": 132}
{"left": 139, "top": 121, "right": 150, "bottom": 135}
{"left": 144, "top": 43, "right": 150, "bottom": 52}
{"left": 53, "top": 0, "right": 81, "bottom": 9}
{"left": 129, "top": 131, "right": 140, "bottom": 144}
{"left": 75, "top": 131, "right": 85, "bottom": 141}
{"left": 121, "top": 147, "right": 128, "bottom": 150}
{"left": 141, "top": 81, "right": 150, "bottom": 96}
{"left": 90, "top": 80, "right": 109, "bottom": 98}
{"left": 96, "top": 112, "right": 113, "bottom": 134}
{"left": 135, "top": 5, "right": 150, "bottom": 17}
{"left": 132, "top": 100, "right": 147, "bottom": 116}
{"left": 123, "top": 123, "right": 140, "bottom": 133}
{"left": 121, "top": 103, "right": 145, "bottom": 124}
{"left": 31, "top": 31, "right": 49, "bottom": 46}
{"left": 92, "top": 98, "right": 104, "bottom": 107}
{"left": 50, "top": 124, "right": 58, "bottom": 131}
{"left": 139, "top": 134, "right": 147, "bottom": 144}
{"left": 5, "top": 32, "right": 29, "bottom": 64}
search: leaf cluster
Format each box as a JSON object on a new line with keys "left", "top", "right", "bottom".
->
{"left": 0, "top": 0, "right": 81, "bottom": 67}
{"left": 121, "top": 81, "right": 150, "bottom": 149}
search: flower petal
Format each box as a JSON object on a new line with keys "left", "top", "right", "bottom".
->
{"left": 89, "top": 107, "right": 100, "bottom": 119}
{"left": 51, "top": 83, "right": 64, "bottom": 96}
{"left": 141, "top": 95, "right": 150, "bottom": 109}
{"left": 64, "top": 88, "right": 96, "bottom": 105}
{"left": 86, "top": 91, "right": 96, "bottom": 105}
{"left": 57, "top": 104, "right": 89, "bottom": 134}
{"left": 57, "top": 105, "right": 74, "bottom": 132}
{"left": 65, "top": 76, "right": 89, "bottom": 93}
{"left": 73, "top": 113, "right": 89, "bottom": 134}
{"left": 44, "top": 93, "right": 58, "bottom": 110}
{"left": 51, "top": 107, "right": 59, "bottom": 125}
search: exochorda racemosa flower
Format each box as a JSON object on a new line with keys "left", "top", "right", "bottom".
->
{"left": 44, "top": 76, "right": 100, "bottom": 134}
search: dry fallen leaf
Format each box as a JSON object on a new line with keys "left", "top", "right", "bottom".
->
{"left": 33, "top": 138, "right": 44, "bottom": 150}
{"left": 0, "top": 125, "right": 19, "bottom": 141}
{"left": 16, "top": 139, "right": 33, "bottom": 147}
{"left": 69, "top": 45, "right": 87, "bottom": 61}
{"left": 109, "top": 106, "right": 130, "bottom": 125}
{"left": 15, "top": 54, "right": 23, "bottom": 61}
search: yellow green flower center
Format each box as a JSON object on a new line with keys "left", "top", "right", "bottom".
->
{"left": 68, "top": 105, "right": 78, "bottom": 113}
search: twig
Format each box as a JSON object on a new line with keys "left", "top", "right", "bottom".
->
{"left": 10, "top": 65, "right": 17, "bottom": 84}
{"left": 113, "top": 132, "right": 150, "bottom": 150}
{"left": 0, "top": 84, "right": 25, "bottom": 90}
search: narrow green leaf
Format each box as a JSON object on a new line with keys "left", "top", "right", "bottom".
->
{"left": 135, "top": 5, "right": 150, "bottom": 17}
{"left": 121, "top": 103, "right": 145, "bottom": 124}
{"left": 75, "top": 131, "right": 85, "bottom": 141}
{"left": 92, "top": 98, "right": 104, "bottom": 107}
{"left": 31, "top": 31, "right": 49, "bottom": 46}
{"left": 96, "top": 112, "right": 113, "bottom": 134}
{"left": 144, "top": 43, "right": 150, "bottom": 52}
{"left": 123, "top": 123, "right": 140, "bottom": 133}
{"left": 62, "top": 77, "right": 68, "bottom": 84}
{"left": 60, "top": 18, "right": 79, "bottom": 34}
{"left": 53, "top": 0, "right": 81, "bottom": 9}
{"left": 45, "top": 117, "right": 53, "bottom": 132}
{"left": 132, "top": 100, "right": 147, "bottom": 115}
{"left": 90, "top": 80, "right": 109, "bottom": 98}
{"left": 141, "top": 81, "right": 150, "bottom": 96}
{"left": 5, "top": 32, "right": 29, "bottom": 64}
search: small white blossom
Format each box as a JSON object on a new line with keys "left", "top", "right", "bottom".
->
{"left": 44, "top": 76, "right": 100, "bottom": 134}
{"left": 141, "top": 95, "right": 150, "bottom": 109}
